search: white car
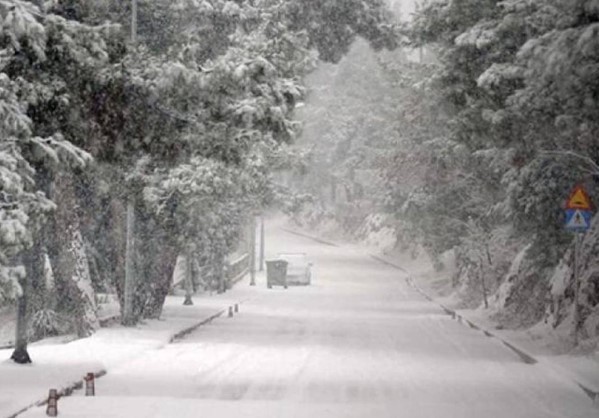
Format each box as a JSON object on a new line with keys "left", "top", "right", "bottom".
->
{"left": 277, "top": 253, "right": 312, "bottom": 285}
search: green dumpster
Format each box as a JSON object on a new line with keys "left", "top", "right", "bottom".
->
{"left": 266, "top": 259, "right": 288, "bottom": 289}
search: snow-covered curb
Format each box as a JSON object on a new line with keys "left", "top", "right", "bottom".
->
{"left": 6, "top": 370, "right": 108, "bottom": 418}
{"left": 372, "top": 253, "right": 599, "bottom": 406}
{"left": 2, "top": 297, "right": 247, "bottom": 418}
{"left": 280, "top": 227, "right": 339, "bottom": 247}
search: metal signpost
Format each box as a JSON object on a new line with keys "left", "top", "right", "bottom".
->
{"left": 564, "top": 184, "right": 593, "bottom": 344}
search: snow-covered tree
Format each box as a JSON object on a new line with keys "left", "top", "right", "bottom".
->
{"left": 397, "top": 0, "right": 599, "bottom": 339}
{"left": 0, "top": 0, "right": 400, "bottom": 335}
{"left": 0, "top": 0, "right": 118, "bottom": 362}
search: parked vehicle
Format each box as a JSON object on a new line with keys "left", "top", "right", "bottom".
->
{"left": 277, "top": 253, "right": 312, "bottom": 285}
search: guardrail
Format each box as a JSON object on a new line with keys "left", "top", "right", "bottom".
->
{"left": 172, "top": 252, "right": 250, "bottom": 294}
{"left": 225, "top": 253, "right": 250, "bottom": 290}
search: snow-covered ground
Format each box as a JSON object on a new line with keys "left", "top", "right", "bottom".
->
{"left": 372, "top": 245, "right": 599, "bottom": 399}
{"left": 0, "top": 294, "right": 121, "bottom": 349}
{"left": 0, "top": 291, "right": 256, "bottom": 418}
{"left": 16, "top": 220, "right": 598, "bottom": 417}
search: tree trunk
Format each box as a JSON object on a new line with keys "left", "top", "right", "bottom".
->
{"left": 216, "top": 251, "right": 226, "bottom": 294}
{"left": 11, "top": 282, "right": 31, "bottom": 364}
{"left": 53, "top": 172, "right": 99, "bottom": 337}
{"left": 330, "top": 176, "right": 337, "bottom": 204}
{"left": 479, "top": 257, "right": 489, "bottom": 309}
{"left": 183, "top": 250, "right": 194, "bottom": 306}
{"left": 108, "top": 197, "right": 127, "bottom": 308}
{"left": 68, "top": 226, "right": 99, "bottom": 336}
{"left": 122, "top": 197, "right": 136, "bottom": 325}
{"left": 142, "top": 246, "right": 177, "bottom": 319}
{"left": 135, "top": 205, "right": 178, "bottom": 319}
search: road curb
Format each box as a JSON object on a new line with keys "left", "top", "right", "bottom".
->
{"left": 6, "top": 370, "right": 107, "bottom": 418}
{"left": 369, "top": 255, "right": 408, "bottom": 273}
{"left": 280, "top": 227, "right": 339, "bottom": 247}
{"left": 373, "top": 254, "right": 599, "bottom": 404}
{"left": 98, "top": 314, "right": 121, "bottom": 327}
{"left": 170, "top": 309, "right": 226, "bottom": 342}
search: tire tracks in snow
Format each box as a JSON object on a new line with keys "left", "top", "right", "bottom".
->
{"left": 283, "top": 226, "right": 599, "bottom": 406}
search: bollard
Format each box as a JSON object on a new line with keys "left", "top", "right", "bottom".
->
{"left": 228, "top": 306, "right": 233, "bottom": 317}
{"left": 46, "top": 389, "right": 58, "bottom": 417}
{"left": 85, "top": 372, "right": 95, "bottom": 396}
{"left": 234, "top": 304, "right": 239, "bottom": 313}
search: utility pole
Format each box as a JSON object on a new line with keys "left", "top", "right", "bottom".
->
{"left": 259, "top": 216, "right": 265, "bottom": 271}
{"left": 249, "top": 216, "right": 256, "bottom": 286}
{"left": 122, "top": 0, "right": 138, "bottom": 325}
{"left": 123, "top": 198, "right": 136, "bottom": 324}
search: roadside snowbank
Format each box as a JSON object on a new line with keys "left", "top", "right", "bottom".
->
{"left": 0, "top": 289, "right": 256, "bottom": 418}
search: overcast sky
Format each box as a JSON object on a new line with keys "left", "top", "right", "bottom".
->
{"left": 389, "top": 0, "right": 417, "bottom": 21}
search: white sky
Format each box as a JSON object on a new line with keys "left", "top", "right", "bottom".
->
{"left": 391, "top": 0, "right": 417, "bottom": 21}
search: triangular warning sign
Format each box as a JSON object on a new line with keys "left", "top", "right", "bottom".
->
{"left": 566, "top": 185, "right": 592, "bottom": 210}
{"left": 566, "top": 209, "right": 590, "bottom": 230}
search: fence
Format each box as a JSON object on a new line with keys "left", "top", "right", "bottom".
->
{"left": 172, "top": 252, "right": 250, "bottom": 295}
{"left": 225, "top": 253, "right": 250, "bottom": 289}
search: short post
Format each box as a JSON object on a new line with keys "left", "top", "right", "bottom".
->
{"left": 46, "top": 389, "right": 58, "bottom": 417}
{"left": 228, "top": 306, "right": 233, "bottom": 317}
{"left": 234, "top": 303, "right": 239, "bottom": 313}
{"left": 85, "top": 372, "right": 95, "bottom": 396}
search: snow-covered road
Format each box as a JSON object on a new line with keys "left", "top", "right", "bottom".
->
{"left": 22, "top": 224, "right": 597, "bottom": 417}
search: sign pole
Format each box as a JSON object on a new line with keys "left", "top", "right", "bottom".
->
{"left": 573, "top": 232, "right": 583, "bottom": 346}
{"left": 564, "top": 184, "right": 593, "bottom": 346}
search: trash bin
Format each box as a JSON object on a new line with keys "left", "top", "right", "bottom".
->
{"left": 266, "top": 259, "right": 288, "bottom": 289}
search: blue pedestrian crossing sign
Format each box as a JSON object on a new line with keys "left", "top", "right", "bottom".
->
{"left": 565, "top": 209, "right": 592, "bottom": 232}
{"left": 564, "top": 185, "right": 593, "bottom": 232}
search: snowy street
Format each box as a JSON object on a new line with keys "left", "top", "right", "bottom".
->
{"left": 18, "top": 223, "right": 597, "bottom": 418}
{"left": 2, "top": 1, "right": 598, "bottom": 417}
